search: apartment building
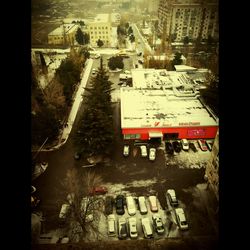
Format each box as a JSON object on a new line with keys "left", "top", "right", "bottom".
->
{"left": 48, "top": 24, "right": 79, "bottom": 45}
{"left": 84, "top": 14, "right": 112, "bottom": 47}
{"left": 205, "top": 129, "right": 219, "bottom": 200}
{"left": 158, "top": 0, "right": 218, "bottom": 42}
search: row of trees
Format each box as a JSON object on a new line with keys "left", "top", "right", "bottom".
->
{"left": 74, "top": 57, "right": 114, "bottom": 158}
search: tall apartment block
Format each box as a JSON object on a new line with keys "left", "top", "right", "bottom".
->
{"left": 206, "top": 129, "right": 219, "bottom": 201}
{"left": 158, "top": 0, "right": 218, "bottom": 42}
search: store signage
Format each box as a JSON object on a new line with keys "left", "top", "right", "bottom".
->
{"left": 187, "top": 129, "right": 205, "bottom": 136}
{"left": 179, "top": 122, "right": 200, "bottom": 126}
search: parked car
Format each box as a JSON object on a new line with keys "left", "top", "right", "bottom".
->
{"left": 149, "top": 148, "right": 156, "bottom": 161}
{"left": 175, "top": 208, "right": 188, "bottom": 230}
{"left": 152, "top": 214, "right": 165, "bottom": 234}
{"left": 140, "top": 145, "right": 147, "bottom": 157}
{"left": 172, "top": 141, "right": 182, "bottom": 153}
{"left": 105, "top": 196, "right": 114, "bottom": 215}
{"left": 126, "top": 196, "right": 136, "bottom": 216}
{"left": 189, "top": 142, "right": 197, "bottom": 152}
{"left": 166, "top": 189, "right": 178, "bottom": 207}
{"left": 124, "top": 70, "right": 130, "bottom": 74}
{"left": 165, "top": 142, "right": 174, "bottom": 154}
{"left": 138, "top": 196, "right": 148, "bottom": 215}
{"left": 206, "top": 140, "right": 213, "bottom": 151}
{"left": 181, "top": 139, "right": 189, "bottom": 151}
{"left": 128, "top": 217, "right": 138, "bottom": 239}
{"left": 89, "top": 186, "right": 108, "bottom": 196}
{"left": 59, "top": 204, "right": 70, "bottom": 219}
{"left": 138, "top": 59, "right": 143, "bottom": 64}
{"left": 115, "top": 195, "right": 125, "bottom": 215}
{"left": 123, "top": 144, "right": 129, "bottom": 156}
{"left": 148, "top": 195, "right": 158, "bottom": 212}
{"left": 141, "top": 217, "right": 153, "bottom": 239}
{"left": 107, "top": 214, "right": 116, "bottom": 237}
{"left": 198, "top": 139, "right": 208, "bottom": 151}
{"left": 118, "top": 217, "right": 128, "bottom": 239}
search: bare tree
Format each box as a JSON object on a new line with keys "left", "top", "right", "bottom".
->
{"left": 60, "top": 169, "right": 105, "bottom": 242}
{"left": 43, "top": 79, "right": 65, "bottom": 110}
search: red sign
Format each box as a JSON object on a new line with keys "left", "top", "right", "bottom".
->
{"left": 187, "top": 129, "right": 205, "bottom": 136}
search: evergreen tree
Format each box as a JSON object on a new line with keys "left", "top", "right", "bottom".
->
{"left": 96, "top": 39, "right": 104, "bottom": 47}
{"left": 74, "top": 58, "right": 114, "bottom": 156}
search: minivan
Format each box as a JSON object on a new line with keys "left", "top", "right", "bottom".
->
{"left": 141, "top": 217, "right": 153, "bottom": 238}
{"left": 138, "top": 196, "right": 148, "bottom": 215}
{"left": 126, "top": 196, "right": 136, "bottom": 216}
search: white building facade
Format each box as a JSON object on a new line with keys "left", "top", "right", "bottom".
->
{"left": 83, "top": 14, "right": 113, "bottom": 47}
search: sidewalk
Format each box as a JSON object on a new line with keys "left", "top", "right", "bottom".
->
{"left": 39, "top": 58, "right": 94, "bottom": 152}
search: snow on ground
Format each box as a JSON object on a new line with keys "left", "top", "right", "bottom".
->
{"left": 34, "top": 52, "right": 68, "bottom": 89}
{"left": 105, "top": 178, "right": 158, "bottom": 196}
{"left": 165, "top": 141, "right": 212, "bottom": 169}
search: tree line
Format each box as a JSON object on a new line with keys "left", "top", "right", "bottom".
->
{"left": 31, "top": 48, "right": 88, "bottom": 147}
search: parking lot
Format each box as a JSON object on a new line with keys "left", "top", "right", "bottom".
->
{"left": 72, "top": 138, "right": 218, "bottom": 242}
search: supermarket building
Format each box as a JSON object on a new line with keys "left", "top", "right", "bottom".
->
{"left": 120, "top": 68, "right": 218, "bottom": 141}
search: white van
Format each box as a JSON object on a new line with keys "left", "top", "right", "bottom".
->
{"left": 141, "top": 217, "right": 153, "bottom": 238}
{"left": 138, "top": 196, "right": 148, "bottom": 215}
{"left": 126, "top": 196, "right": 136, "bottom": 216}
{"left": 107, "top": 214, "right": 116, "bottom": 237}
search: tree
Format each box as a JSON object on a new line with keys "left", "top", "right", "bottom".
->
{"left": 127, "top": 26, "right": 133, "bottom": 35}
{"left": 96, "top": 39, "right": 104, "bottom": 47}
{"left": 55, "top": 57, "right": 81, "bottom": 105}
{"left": 171, "top": 52, "right": 183, "bottom": 69}
{"left": 39, "top": 52, "right": 48, "bottom": 74}
{"left": 75, "top": 28, "right": 89, "bottom": 45}
{"left": 74, "top": 58, "right": 114, "bottom": 157}
{"left": 43, "top": 79, "right": 66, "bottom": 118}
{"left": 108, "top": 56, "right": 124, "bottom": 70}
{"left": 61, "top": 169, "right": 104, "bottom": 241}
{"left": 32, "top": 105, "right": 61, "bottom": 145}
{"left": 129, "top": 34, "right": 135, "bottom": 43}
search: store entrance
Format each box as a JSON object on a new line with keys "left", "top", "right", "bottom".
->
{"left": 163, "top": 133, "right": 179, "bottom": 140}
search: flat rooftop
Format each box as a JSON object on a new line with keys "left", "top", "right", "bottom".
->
{"left": 131, "top": 69, "right": 195, "bottom": 90}
{"left": 94, "top": 14, "right": 110, "bottom": 23}
{"left": 120, "top": 88, "right": 217, "bottom": 129}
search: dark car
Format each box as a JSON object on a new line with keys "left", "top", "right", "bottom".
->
{"left": 172, "top": 141, "right": 181, "bottom": 153}
{"left": 115, "top": 195, "right": 125, "bottom": 215}
{"left": 165, "top": 142, "right": 174, "bottom": 154}
{"left": 105, "top": 196, "right": 114, "bottom": 215}
{"left": 138, "top": 59, "right": 143, "bottom": 64}
{"left": 189, "top": 142, "right": 197, "bottom": 152}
